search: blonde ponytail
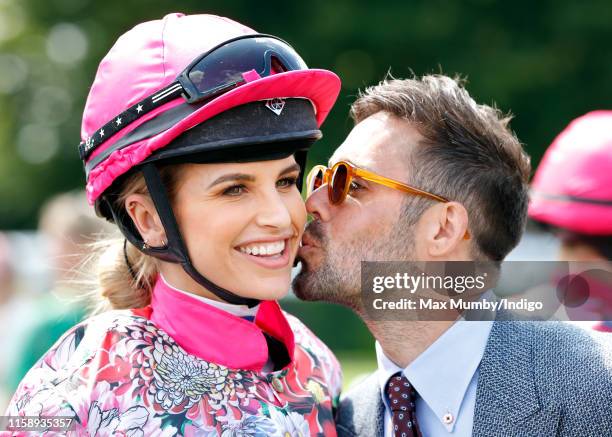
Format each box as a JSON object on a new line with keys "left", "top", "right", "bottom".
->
{"left": 85, "top": 165, "right": 181, "bottom": 314}
{"left": 89, "top": 237, "right": 158, "bottom": 313}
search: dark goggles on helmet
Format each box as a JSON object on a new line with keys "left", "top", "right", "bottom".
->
{"left": 79, "top": 34, "right": 308, "bottom": 161}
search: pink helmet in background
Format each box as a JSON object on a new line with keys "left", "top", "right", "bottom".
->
{"left": 529, "top": 110, "right": 612, "bottom": 235}
{"left": 80, "top": 12, "right": 340, "bottom": 205}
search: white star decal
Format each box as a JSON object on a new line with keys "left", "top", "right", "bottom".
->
{"left": 115, "top": 117, "right": 122, "bottom": 126}
{"left": 99, "top": 129, "right": 105, "bottom": 137}
{"left": 136, "top": 104, "right": 143, "bottom": 113}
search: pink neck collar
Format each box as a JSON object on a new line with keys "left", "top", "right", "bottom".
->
{"left": 148, "top": 276, "right": 295, "bottom": 371}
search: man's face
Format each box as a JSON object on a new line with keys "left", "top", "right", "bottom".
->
{"left": 293, "top": 112, "right": 426, "bottom": 310}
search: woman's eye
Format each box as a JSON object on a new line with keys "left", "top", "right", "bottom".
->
{"left": 277, "top": 176, "right": 298, "bottom": 188}
{"left": 222, "top": 184, "right": 246, "bottom": 196}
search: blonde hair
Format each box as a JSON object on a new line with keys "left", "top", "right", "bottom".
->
{"left": 86, "top": 166, "right": 182, "bottom": 314}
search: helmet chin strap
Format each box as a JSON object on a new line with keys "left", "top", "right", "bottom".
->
{"left": 140, "top": 163, "right": 260, "bottom": 307}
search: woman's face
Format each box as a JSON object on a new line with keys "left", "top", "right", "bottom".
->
{"left": 162, "top": 155, "right": 306, "bottom": 301}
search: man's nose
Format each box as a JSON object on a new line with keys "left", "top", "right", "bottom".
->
{"left": 305, "top": 185, "right": 332, "bottom": 222}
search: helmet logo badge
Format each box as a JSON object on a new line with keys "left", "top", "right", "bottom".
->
{"left": 265, "top": 98, "right": 285, "bottom": 116}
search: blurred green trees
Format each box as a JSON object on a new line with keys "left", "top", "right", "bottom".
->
{"left": 1, "top": 0, "right": 611, "bottom": 229}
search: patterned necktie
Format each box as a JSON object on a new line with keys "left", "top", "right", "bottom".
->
{"left": 385, "top": 372, "right": 423, "bottom": 437}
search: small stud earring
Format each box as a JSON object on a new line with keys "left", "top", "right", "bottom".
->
{"left": 142, "top": 240, "right": 150, "bottom": 250}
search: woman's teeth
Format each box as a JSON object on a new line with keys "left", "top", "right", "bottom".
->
{"left": 238, "top": 240, "right": 285, "bottom": 256}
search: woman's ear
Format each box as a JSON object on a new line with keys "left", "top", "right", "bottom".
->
{"left": 124, "top": 194, "right": 166, "bottom": 246}
{"left": 426, "top": 201, "right": 470, "bottom": 258}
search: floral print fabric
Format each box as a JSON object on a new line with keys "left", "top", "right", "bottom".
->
{"left": 4, "top": 308, "right": 342, "bottom": 436}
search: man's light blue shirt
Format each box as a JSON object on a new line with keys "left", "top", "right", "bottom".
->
{"left": 376, "top": 319, "right": 493, "bottom": 436}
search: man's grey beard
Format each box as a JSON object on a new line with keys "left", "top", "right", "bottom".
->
{"left": 292, "top": 218, "right": 415, "bottom": 313}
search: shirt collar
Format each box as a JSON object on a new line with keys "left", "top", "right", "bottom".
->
{"left": 159, "top": 273, "right": 260, "bottom": 319}
{"left": 376, "top": 319, "right": 493, "bottom": 432}
{"left": 149, "top": 275, "right": 294, "bottom": 371}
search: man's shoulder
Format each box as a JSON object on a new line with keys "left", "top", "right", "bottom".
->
{"left": 531, "top": 320, "right": 612, "bottom": 351}
{"left": 492, "top": 320, "right": 612, "bottom": 366}
{"left": 531, "top": 321, "right": 612, "bottom": 382}
{"left": 473, "top": 320, "right": 612, "bottom": 435}
{"left": 336, "top": 373, "right": 382, "bottom": 437}
{"left": 489, "top": 320, "right": 612, "bottom": 395}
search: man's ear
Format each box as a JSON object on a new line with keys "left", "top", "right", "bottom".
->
{"left": 421, "top": 201, "right": 470, "bottom": 258}
{"left": 124, "top": 194, "right": 166, "bottom": 246}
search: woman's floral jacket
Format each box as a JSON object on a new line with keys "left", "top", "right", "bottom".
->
{"left": 4, "top": 277, "right": 342, "bottom": 436}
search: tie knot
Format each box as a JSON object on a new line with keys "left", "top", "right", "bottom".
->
{"left": 385, "top": 372, "right": 417, "bottom": 413}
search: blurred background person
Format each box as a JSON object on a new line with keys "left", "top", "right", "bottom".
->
{"left": 0, "top": 232, "right": 19, "bottom": 409}
{"left": 5, "top": 191, "right": 113, "bottom": 396}
{"left": 529, "top": 110, "right": 612, "bottom": 331}
{"left": 0, "top": 233, "right": 16, "bottom": 316}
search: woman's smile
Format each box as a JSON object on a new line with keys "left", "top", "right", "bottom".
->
{"left": 234, "top": 237, "right": 292, "bottom": 269}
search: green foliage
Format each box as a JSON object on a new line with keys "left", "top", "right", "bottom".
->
{"left": 280, "top": 299, "right": 377, "bottom": 378}
{"left": 1, "top": 0, "right": 611, "bottom": 228}
{"left": 280, "top": 299, "right": 374, "bottom": 352}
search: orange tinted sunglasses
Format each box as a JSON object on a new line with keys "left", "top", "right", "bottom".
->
{"left": 306, "top": 161, "right": 449, "bottom": 204}
{"left": 306, "top": 161, "right": 470, "bottom": 239}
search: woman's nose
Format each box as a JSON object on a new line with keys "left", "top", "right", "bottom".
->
{"left": 255, "top": 191, "right": 293, "bottom": 229}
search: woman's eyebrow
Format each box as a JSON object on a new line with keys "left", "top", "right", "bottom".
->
{"left": 278, "top": 163, "right": 301, "bottom": 176}
{"left": 207, "top": 163, "right": 300, "bottom": 189}
{"left": 207, "top": 173, "right": 255, "bottom": 189}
